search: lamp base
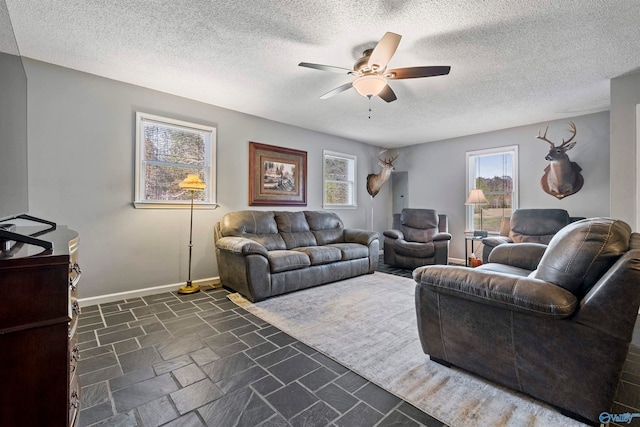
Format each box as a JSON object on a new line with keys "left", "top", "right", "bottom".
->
{"left": 177, "top": 281, "right": 200, "bottom": 295}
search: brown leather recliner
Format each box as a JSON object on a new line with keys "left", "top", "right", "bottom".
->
{"left": 481, "top": 208, "right": 584, "bottom": 263}
{"left": 414, "top": 217, "right": 640, "bottom": 424}
{"left": 383, "top": 208, "right": 451, "bottom": 269}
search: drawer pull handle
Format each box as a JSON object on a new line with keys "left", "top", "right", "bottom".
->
{"left": 70, "top": 345, "right": 80, "bottom": 362}
{"left": 70, "top": 262, "right": 82, "bottom": 275}
{"left": 68, "top": 275, "right": 80, "bottom": 290}
{"left": 70, "top": 390, "right": 79, "bottom": 408}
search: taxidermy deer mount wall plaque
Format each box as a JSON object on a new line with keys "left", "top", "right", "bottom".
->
{"left": 366, "top": 150, "right": 398, "bottom": 197}
{"left": 536, "top": 121, "right": 584, "bottom": 199}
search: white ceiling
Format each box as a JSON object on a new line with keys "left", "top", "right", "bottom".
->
{"left": 3, "top": 1, "right": 640, "bottom": 148}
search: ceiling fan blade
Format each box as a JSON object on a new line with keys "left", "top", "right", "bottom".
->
{"left": 298, "top": 62, "right": 352, "bottom": 74}
{"left": 378, "top": 85, "right": 397, "bottom": 103}
{"left": 368, "top": 32, "right": 402, "bottom": 71}
{"left": 387, "top": 66, "right": 451, "bottom": 79}
{"left": 319, "top": 82, "right": 353, "bottom": 99}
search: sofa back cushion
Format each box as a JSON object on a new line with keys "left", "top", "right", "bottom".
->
{"left": 274, "top": 211, "right": 318, "bottom": 249}
{"left": 219, "top": 210, "right": 286, "bottom": 250}
{"left": 400, "top": 209, "right": 438, "bottom": 243}
{"left": 509, "top": 209, "right": 570, "bottom": 244}
{"left": 533, "top": 217, "right": 631, "bottom": 298}
{"left": 304, "top": 211, "right": 344, "bottom": 245}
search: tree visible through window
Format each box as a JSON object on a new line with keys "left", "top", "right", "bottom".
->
{"left": 135, "top": 112, "right": 216, "bottom": 208}
{"left": 466, "top": 146, "right": 518, "bottom": 233}
{"left": 323, "top": 150, "right": 357, "bottom": 208}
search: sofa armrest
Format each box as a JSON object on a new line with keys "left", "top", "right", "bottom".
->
{"left": 573, "top": 250, "right": 640, "bottom": 341}
{"left": 414, "top": 265, "right": 577, "bottom": 318}
{"left": 215, "top": 236, "right": 269, "bottom": 257}
{"left": 344, "top": 229, "right": 379, "bottom": 246}
{"left": 488, "top": 243, "right": 547, "bottom": 271}
{"left": 432, "top": 232, "right": 452, "bottom": 242}
{"left": 482, "top": 236, "right": 512, "bottom": 249}
{"left": 383, "top": 229, "right": 403, "bottom": 240}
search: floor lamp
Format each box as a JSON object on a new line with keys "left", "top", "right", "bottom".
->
{"left": 178, "top": 174, "right": 205, "bottom": 295}
{"left": 465, "top": 188, "right": 489, "bottom": 237}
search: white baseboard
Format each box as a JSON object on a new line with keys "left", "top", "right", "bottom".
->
{"left": 78, "top": 277, "right": 221, "bottom": 307}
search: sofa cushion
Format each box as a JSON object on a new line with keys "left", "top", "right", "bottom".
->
{"left": 327, "top": 243, "right": 369, "bottom": 261}
{"left": 304, "top": 211, "right": 344, "bottom": 245}
{"left": 293, "top": 246, "right": 342, "bottom": 265}
{"left": 533, "top": 217, "right": 631, "bottom": 298}
{"left": 509, "top": 209, "right": 570, "bottom": 244}
{"left": 275, "top": 211, "right": 317, "bottom": 249}
{"left": 393, "top": 240, "right": 435, "bottom": 258}
{"left": 268, "top": 250, "right": 311, "bottom": 273}
{"left": 220, "top": 210, "right": 286, "bottom": 250}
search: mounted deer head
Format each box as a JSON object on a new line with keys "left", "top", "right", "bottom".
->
{"left": 536, "top": 121, "right": 584, "bottom": 199}
{"left": 366, "top": 150, "right": 398, "bottom": 197}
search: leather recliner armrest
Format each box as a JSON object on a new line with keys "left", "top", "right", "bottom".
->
{"left": 344, "top": 229, "right": 379, "bottom": 246}
{"left": 573, "top": 250, "right": 640, "bottom": 341}
{"left": 482, "top": 236, "right": 512, "bottom": 249}
{"left": 414, "top": 265, "right": 577, "bottom": 318}
{"left": 215, "top": 236, "right": 269, "bottom": 257}
{"left": 488, "top": 242, "right": 547, "bottom": 271}
{"left": 383, "top": 229, "right": 403, "bottom": 240}
{"left": 432, "top": 232, "right": 452, "bottom": 242}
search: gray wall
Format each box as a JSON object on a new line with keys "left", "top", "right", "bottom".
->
{"left": 0, "top": 52, "right": 28, "bottom": 219}
{"left": 23, "top": 59, "right": 389, "bottom": 299}
{"left": 394, "top": 111, "right": 610, "bottom": 260}
{"left": 611, "top": 71, "right": 640, "bottom": 229}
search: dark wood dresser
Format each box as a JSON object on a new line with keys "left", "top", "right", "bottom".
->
{"left": 0, "top": 226, "right": 81, "bottom": 426}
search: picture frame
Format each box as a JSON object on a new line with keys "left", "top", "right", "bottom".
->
{"left": 249, "top": 141, "right": 307, "bottom": 206}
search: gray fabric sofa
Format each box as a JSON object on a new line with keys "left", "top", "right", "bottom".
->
{"left": 414, "top": 217, "right": 640, "bottom": 424}
{"left": 214, "top": 210, "right": 379, "bottom": 302}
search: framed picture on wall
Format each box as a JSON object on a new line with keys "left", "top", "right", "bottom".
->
{"left": 249, "top": 141, "right": 307, "bottom": 206}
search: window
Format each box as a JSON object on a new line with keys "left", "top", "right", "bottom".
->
{"left": 134, "top": 112, "right": 216, "bottom": 208}
{"left": 466, "top": 146, "right": 518, "bottom": 233}
{"left": 323, "top": 150, "right": 357, "bottom": 208}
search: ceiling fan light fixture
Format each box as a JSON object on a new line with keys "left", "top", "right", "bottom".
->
{"left": 353, "top": 75, "right": 387, "bottom": 98}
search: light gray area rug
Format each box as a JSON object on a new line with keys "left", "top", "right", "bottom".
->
{"left": 228, "top": 272, "right": 585, "bottom": 427}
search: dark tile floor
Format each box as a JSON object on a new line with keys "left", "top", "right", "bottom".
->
{"left": 77, "top": 261, "right": 640, "bottom": 427}
{"left": 77, "top": 286, "right": 444, "bottom": 427}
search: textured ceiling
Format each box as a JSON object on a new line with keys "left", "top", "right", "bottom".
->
{"left": 3, "top": 1, "right": 640, "bottom": 148}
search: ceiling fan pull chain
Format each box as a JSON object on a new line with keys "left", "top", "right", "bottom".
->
{"left": 368, "top": 95, "right": 372, "bottom": 119}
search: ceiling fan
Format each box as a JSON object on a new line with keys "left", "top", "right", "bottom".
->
{"left": 298, "top": 32, "right": 451, "bottom": 103}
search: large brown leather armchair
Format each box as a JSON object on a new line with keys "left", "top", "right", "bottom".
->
{"left": 383, "top": 208, "right": 451, "bottom": 269}
{"left": 414, "top": 217, "right": 640, "bottom": 424}
{"left": 481, "top": 208, "right": 584, "bottom": 263}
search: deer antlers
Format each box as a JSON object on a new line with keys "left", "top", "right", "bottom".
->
{"left": 378, "top": 152, "right": 398, "bottom": 166}
{"left": 536, "top": 121, "right": 577, "bottom": 148}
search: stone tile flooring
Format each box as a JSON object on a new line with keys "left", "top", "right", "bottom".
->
{"left": 78, "top": 263, "right": 640, "bottom": 427}
{"left": 77, "top": 287, "right": 445, "bottom": 427}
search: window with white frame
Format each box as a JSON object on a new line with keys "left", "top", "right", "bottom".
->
{"left": 466, "top": 146, "right": 518, "bottom": 233}
{"left": 323, "top": 150, "right": 357, "bottom": 208}
{"left": 134, "top": 112, "right": 217, "bottom": 208}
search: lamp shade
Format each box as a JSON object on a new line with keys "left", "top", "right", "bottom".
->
{"left": 179, "top": 174, "right": 206, "bottom": 191}
{"left": 465, "top": 188, "right": 488, "bottom": 205}
{"left": 353, "top": 75, "right": 387, "bottom": 97}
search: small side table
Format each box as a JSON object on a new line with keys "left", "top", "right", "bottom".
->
{"left": 465, "top": 236, "right": 484, "bottom": 267}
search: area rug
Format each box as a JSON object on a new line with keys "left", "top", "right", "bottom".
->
{"left": 228, "top": 272, "right": 585, "bottom": 427}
